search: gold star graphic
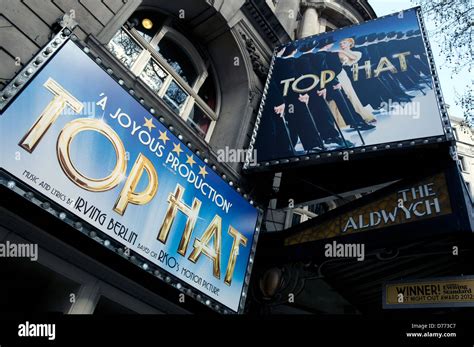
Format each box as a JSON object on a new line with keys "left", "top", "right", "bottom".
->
{"left": 198, "top": 165, "right": 208, "bottom": 178}
{"left": 158, "top": 130, "right": 170, "bottom": 144}
{"left": 186, "top": 154, "right": 196, "bottom": 167}
{"left": 172, "top": 143, "right": 183, "bottom": 156}
{"left": 144, "top": 117, "right": 156, "bottom": 132}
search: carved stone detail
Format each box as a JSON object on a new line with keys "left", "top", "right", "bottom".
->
{"left": 239, "top": 31, "right": 269, "bottom": 81}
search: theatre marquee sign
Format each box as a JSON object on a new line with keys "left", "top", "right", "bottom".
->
{"left": 285, "top": 172, "right": 451, "bottom": 245}
{"left": 246, "top": 7, "right": 451, "bottom": 171}
{"left": 0, "top": 34, "right": 259, "bottom": 313}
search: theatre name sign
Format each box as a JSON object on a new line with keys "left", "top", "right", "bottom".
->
{"left": 341, "top": 174, "right": 450, "bottom": 233}
{"left": 0, "top": 37, "right": 259, "bottom": 313}
{"left": 285, "top": 173, "right": 451, "bottom": 245}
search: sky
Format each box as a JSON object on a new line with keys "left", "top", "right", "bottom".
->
{"left": 369, "top": 0, "right": 469, "bottom": 119}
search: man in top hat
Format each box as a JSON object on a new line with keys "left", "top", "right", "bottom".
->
{"left": 254, "top": 43, "right": 297, "bottom": 161}
{"left": 295, "top": 38, "right": 349, "bottom": 147}
{"left": 267, "top": 42, "right": 326, "bottom": 156}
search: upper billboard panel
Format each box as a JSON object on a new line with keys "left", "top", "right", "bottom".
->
{"left": 0, "top": 39, "right": 259, "bottom": 312}
{"left": 249, "top": 8, "right": 448, "bottom": 168}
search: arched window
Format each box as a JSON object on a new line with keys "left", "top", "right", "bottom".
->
{"left": 107, "top": 10, "right": 218, "bottom": 141}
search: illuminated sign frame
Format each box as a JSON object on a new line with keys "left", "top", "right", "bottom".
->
{"left": 0, "top": 28, "right": 262, "bottom": 314}
{"left": 244, "top": 7, "right": 453, "bottom": 172}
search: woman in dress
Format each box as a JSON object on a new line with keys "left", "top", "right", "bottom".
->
{"left": 335, "top": 38, "right": 376, "bottom": 123}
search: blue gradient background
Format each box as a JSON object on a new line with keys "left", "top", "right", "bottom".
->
{"left": 0, "top": 41, "right": 258, "bottom": 312}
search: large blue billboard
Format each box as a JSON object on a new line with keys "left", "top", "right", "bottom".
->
{"left": 250, "top": 8, "right": 447, "bottom": 165}
{"left": 0, "top": 40, "right": 258, "bottom": 312}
